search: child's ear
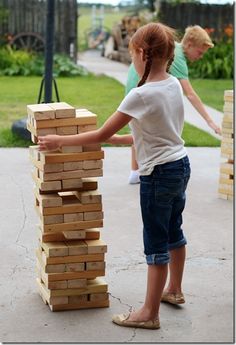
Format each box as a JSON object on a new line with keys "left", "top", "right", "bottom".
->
{"left": 140, "top": 48, "right": 146, "bottom": 61}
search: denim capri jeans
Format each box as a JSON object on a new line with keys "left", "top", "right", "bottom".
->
{"left": 140, "top": 155, "right": 191, "bottom": 265}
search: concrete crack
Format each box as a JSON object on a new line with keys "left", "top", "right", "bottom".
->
{"left": 127, "top": 328, "right": 137, "bottom": 343}
{"left": 109, "top": 293, "right": 133, "bottom": 311}
{"left": 10, "top": 176, "right": 27, "bottom": 243}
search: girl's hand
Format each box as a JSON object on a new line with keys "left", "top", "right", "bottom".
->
{"left": 38, "top": 135, "right": 62, "bottom": 151}
{"left": 207, "top": 120, "right": 222, "bottom": 135}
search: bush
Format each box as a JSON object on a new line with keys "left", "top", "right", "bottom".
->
{"left": 0, "top": 46, "right": 88, "bottom": 77}
{"left": 188, "top": 41, "right": 233, "bottom": 79}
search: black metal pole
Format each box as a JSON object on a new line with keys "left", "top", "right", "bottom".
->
{"left": 44, "top": 0, "right": 55, "bottom": 103}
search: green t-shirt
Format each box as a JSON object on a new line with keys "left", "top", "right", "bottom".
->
{"left": 169, "top": 42, "right": 188, "bottom": 80}
{"left": 125, "top": 42, "right": 188, "bottom": 95}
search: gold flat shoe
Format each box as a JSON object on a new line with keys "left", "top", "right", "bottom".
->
{"left": 112, "top": 313, "right": 160, "bottom": 330}
{"left": 161, "top": 292, "right": 185, "bottom": 305}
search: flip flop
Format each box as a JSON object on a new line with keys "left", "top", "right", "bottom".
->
{"left": 161, "top": 292, "right": 185, "bottom": 305}
{"left": 112, "top": 313, "right": 160, "bottom": 330}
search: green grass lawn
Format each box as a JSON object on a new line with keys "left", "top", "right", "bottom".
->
{"left": 190, "top": 78, "right": 233, "bottom": 112}
{"left": 0, "top": 75, "right": 232, "bottom": 147}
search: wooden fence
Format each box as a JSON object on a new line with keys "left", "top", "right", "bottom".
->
{"left": 158, "top": 2, "right": 234, "bottom": 40}
{"left": 0, "top": 0, "right": 78, "bottom": 59}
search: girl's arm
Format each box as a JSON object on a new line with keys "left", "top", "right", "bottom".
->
{"left": 38, "top": 111, "right": 132, "bottom": 151}
{"left": 105, "top": 134, "right": 133, "bottom": 145}
{"left": 179, "top": 79, "right": 221, "bottom": 135}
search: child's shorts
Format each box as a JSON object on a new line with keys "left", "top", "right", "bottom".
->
{"left": 140, "top": 155, "right": 191, "bottom": 265}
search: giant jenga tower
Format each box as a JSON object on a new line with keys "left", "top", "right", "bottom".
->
{"left": 218, "top": 90, "right": 234, "bottom": 201}
{"left": 27, "top": 102, "right": 109, "bottom": 311}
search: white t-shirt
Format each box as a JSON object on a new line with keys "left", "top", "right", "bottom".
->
{"left": 118, "top": 75, "right": 187, "bottom": 175}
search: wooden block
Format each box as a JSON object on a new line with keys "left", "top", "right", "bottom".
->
{"left": 61, "top": 146, "right": 83, "bottom": 153}
{"left": 50, "top": 299, "right": 109, "bottom": 311}
{"left": 27, "top": 104, "right": 55, "bottom": 120}
{"left": 67, "top": 279, "right": 87, "bottom": 289}
{"left": 33, "top": 113, "right": 97, "bottom": 129}
{"left": 63, "top": 161, "right": 83, "bottom": 171}
{"left": 70, "top": 294, "right": 89, "bottom": 302}
{"left": 66, "top": 262, "right": 85, "bottom": 272}
{"left": 34, "top": 189, "right": 63, "bottom": 208}
{"left": 222, "top": 121, "right": 233, "bottom": 129}
{"left": 219, "top": 177, "right": 233, "bottom": 185}
{"left": 42, "top": 269, "right": 105, "bottom": 282}
{"left": 83, "top": 144, "right": 101, "bottom": 152}
{"left": 224, "top": 90, "right": 233, "bottom": 99}
{"left": 89, "top": 292, "right": 109, "bottom": 302}
{"left": 37, "top": 127, "right": 57, "bottom": 136}
{"left": 67, "top": 240, "right": 88, "bottom": 256}
{"left": 75, "top": 190, "right": 102, "bottom": 204}
{"left": 221, "top": 137, "right": 234, "bottom": 144}
{"left": 78, "top": 124, "right": 97, "bottom": 133}
{"left": 36, "top": 278, "right": 69, "bottom": 305}
{"left": 62, "top": 179, "right": 83, "bottom": 189}
{"left": 41, "top": 213, "right": 64, "bottom": 225}
{"left": 38, "top": 227, "right": 100, "bottom": 242}
{"left": 39, "top": 150, "right": 104, "bottom": 164}
{"left": 48, "top": 102, "right": 76, "bottom": 119}
{"left": 222, "top": 127, "right": 234, "bottom": 134}
{"left": 41, "top": 241, "right": 69, "bottom": 257}
{"left": 221, "top": 146, "right": 233, "bottom": 155}
{"left": 29, "top": 145, "right": 40, "bottom": 160}
{"left": 31, "top": 133, "right": 38, "bottom": 144}
{"left": 37, "top": 264, "right": 68, "bottom": 289}
{"left": 46, "top": 263, "right": 66, "bottom": 274}
{"left": 223, "top": 102, "right": 233, "bottom": 112}
{"left": 39, "top": 170, "right": 62, "bottom": 182}
{"left": 220, "top": 163, "right": 234, "bottom": 175}
{"left": 222, "top": 114, "right": 233, "bottom": 123}
{"left": 61, "top": 168, "right": 103, "bottom": 180}
{"left": 83, "top": 160, "right": 103, "bottom": 170}
{"left": 47, "top": 278, "right": 107, "bottom": 297}
{"left": 41, "top": 201, "right": 102, "bottom": 216}
{"left": 64, "top": 213, "right": 83, "bottom": 223}
{"left": 62, "top": 230, "right": 86, "bottom": 240}
{"left": 32, "top": 171, "right": 62, "bottom": 192}
{"left": 218, "top": 184, "right": 233, "bottom": 196}
{"left": 42, "top": 219, "right": 103, "bottom": 233}
{"left": 85, "top": 239, "right": 107, "bottom": 254}
{"left": 84, "top": 211, "right": 103, "bottom": 221}
{"left": 46, "top": 253, "right": 104, "bottom": 265}
{"left": 56, "top": 126, "right": 78, "bottom": 135}
{"left": 86, "top": 261, "right": 106, "bottom": 271}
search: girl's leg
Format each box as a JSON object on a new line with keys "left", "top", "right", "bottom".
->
{"left": 128, "top": 264, "right": 168, "bottom": 321}
{"left": 165, "top": 245, "right": 186, "bottom": 294}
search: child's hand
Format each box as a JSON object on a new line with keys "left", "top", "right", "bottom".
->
{"left": 207, "top": 120, "right": 222, "bottom": 135}
{"left": 38, "top": 135, "right": 62, "bottom": 151}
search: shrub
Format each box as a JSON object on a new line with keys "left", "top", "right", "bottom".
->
{"left": 188, "top": 41, "right": 233, "bottom": 79}
{"left": 0, "top": 46, "right": 88, "bottom": 77}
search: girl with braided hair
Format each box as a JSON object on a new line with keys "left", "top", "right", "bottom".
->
{"left": 127, "top": 24, "right": 221, "bottom": 185}
{"left": 38, "top": 22, "right": 191, "bottom": 330}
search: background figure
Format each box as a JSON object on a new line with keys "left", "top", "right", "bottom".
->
{"left": 127, "top": 25, "right": 221, "bottom": 184}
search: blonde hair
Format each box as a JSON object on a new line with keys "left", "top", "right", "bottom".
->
{"left": 182, "top": 25, "right": 214, "bottom": 48}
{"left": 129, "top": 22, "right": 176, "bottom": 87}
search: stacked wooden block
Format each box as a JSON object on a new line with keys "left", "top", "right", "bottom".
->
{"left": 27, "top": 102, "right": 109, "bottom": 311}
{"left": 218, "top": 90, "right": 234, "bottom": 201}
